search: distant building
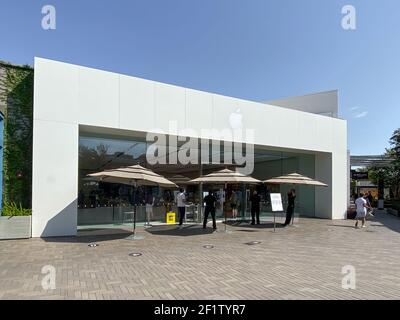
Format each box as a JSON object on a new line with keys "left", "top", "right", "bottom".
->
{"left": 350, "top": 155, "right": 394, "bottom": 201}
{"left": 266, "top": 90, "right": 339, "bottom": 118}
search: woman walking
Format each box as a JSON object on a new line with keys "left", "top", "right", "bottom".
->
{"left": 355, "top": 192, "right": 372, "bottom": 229}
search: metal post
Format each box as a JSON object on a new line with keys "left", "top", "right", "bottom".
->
{"left": 224, "top": 209, "right": 227, "bottom": 232}
{"left": 133, "top": 187, "right": 136, "bottom": 235}
{"left": 292, "top": 206, "right": 295, "bottom": 225}
{"left": 133, "top": 204, "right": 136, "bottom": 235}
{"left": 126, "top": 186, "right": 144, "bottom": 240}
{"left": 241, "top": 183, "right": 246, "bottom": 223}
{"left": 199, "top": 164, "right": 203, "bottom": 223}
{"left": 224, "top": 182, "right": 227, "bottom": 232}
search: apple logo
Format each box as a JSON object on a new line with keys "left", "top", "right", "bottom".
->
{"left": 229, "top": 108, "right": 243, "bottom": 130}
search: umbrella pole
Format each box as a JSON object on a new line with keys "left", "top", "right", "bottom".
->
{"left": 144, "top": 187, "right": 149, "bottom": 227}
{"left": 133, "top": 186, "right": 136, "bottom": 235}
{"left": 225, "top": 209, "right": 227, "bottom": 232}
{"left": 224, "top": 183, "right": 227, "bottom": 232}
{"left": 126, "top": 184, "right": 145, "bottom": 241}
{"left": 291, "top": 205, "right": 295, "bottom": 225}
{"left": 133, "top": 205, "right": 136, "bottom": 235}
{"left": 274, "top": 211, "right": 276, "bottom": 233}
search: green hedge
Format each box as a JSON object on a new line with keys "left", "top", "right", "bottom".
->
{"left": 1, "top": 201, "right": 32, "bottom": 216}
{"left": 389, "top": 200, "right": 400, "bottom": 212}
{"left": 0, "top": 63, "right": 33, "bottom": 211}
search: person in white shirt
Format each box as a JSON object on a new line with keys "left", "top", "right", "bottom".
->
{"left": 176, "top": 189, "right": 186, "bottom": 228}
{"left": 145, "top": 193, "right": 155, "bottom": 227}
{"left": 355, "top": 193, "right": 371, "bottom": 229}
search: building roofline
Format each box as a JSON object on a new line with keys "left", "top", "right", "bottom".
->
{"left": 35, "top": 57, "right": 347, "bottom": 124}
{"left": 265, "top": 89, "right": 338, "bottom": 103}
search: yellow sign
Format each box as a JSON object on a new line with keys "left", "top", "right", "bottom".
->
{"left": 166, "top": 212, "right": 176, "bottom": 224}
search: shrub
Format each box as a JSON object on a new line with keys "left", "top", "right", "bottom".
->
{"left": 1, "top": 201, "right": 32, "bottom": 216}
{"left": 390, "top": 200, "right": 400, "bottom": 211}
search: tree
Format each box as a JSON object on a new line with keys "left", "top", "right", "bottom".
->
{"left": 390, "top": 129, "right": 400, "bottom": 157}
{"left": 369, "top": 128, "right": 400, "bottom": 199}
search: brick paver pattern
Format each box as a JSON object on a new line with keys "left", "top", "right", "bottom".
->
{"left": 1, "top": 213, "right": 400, "bottom": 300}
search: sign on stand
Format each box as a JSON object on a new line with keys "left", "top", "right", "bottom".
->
{"left": 270, "top": 193, "right": 283, "bottom": 212}
{"left": 270, "top": 193, "right": 284, "bottom": 232}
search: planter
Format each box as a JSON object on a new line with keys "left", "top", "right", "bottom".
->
{"left": 346, "top": 209, "right": 356, "bottom": 220}
{"left": 387, "top": 208, "right": 399, "bottom": 217}
{"left": 0, "top": 216, "right": 32, "bottom": 240}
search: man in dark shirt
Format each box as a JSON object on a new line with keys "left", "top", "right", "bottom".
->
{"left": 367, "top": 191, "right": 374, "bottom": 208}
{"left": 284, "top": 189, "right": 296, "bottom": 226}
{"left": 250, "top": 190, "right": 261, "bottom": 225}
{"left": 203, "top": 191, "right": 217, "bottom": 230}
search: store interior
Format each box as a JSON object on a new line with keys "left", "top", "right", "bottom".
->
{"left": 77, "top": 131, "right": 316, "bottom": 230}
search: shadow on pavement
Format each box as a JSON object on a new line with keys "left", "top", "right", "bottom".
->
{"left": 145, "top": 224, "right": 215, "bottom": 236}
{"left": 327, "top": 224, "right": 356, "bottom": 229}
{"left": 226, "top": 221, "right": 286, "bottom": 230}
{"left": 373, "top": 212, "right": 400, "bottom": 233}
{"left": 42, "top": 228, "right": 132, "bottom": 243}
{"left": 328, "top": 212, "right": 400, "bottom": 233}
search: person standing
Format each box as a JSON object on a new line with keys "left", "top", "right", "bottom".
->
{"left": 367, "top": 191, "right": 374, "bottom": 208}
{"left": 250, "top": 190, "right": 261, "bottom": 225}
{"left": 230, "top": 191, "right": 239, "bottom": 220}
{"left": 163, "top": 189, "right": 173, "bottom": 213}
{"left": 203, "top": 191, "right": 217, "bottom": 230}
{"left": 355, "top": 193, "right": 371, "bottom": 228}
{"left": 176, "top": 188, "right": 186, "bottom": 229}
{"left": 145, "top": 193, "right": 155, "bottom": 226}
{"left": 283, "top": 189, "right": 296, "bottom": 227}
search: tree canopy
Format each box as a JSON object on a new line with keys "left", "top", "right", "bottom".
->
{"left": 369, "top": 128, "right": 400, "bottom": 198}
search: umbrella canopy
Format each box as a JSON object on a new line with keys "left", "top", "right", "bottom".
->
{"left": 87, "top": 165, "right": 177, "bottom": 188}
{"left": 190, "top": 169, "right": 261, "bottom": 184}
{"left": 264, "top": 173, "right": 328, "bottom": 187}
{"left": 190, "top": 168, "right": 260, "bottom": 232}
{"left": 165, "top": 174, "right": 194, "bottom": 186}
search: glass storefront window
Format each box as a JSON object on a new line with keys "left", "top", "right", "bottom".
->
{"left": 78, "top": 131, "right": 315, "bottom": 229}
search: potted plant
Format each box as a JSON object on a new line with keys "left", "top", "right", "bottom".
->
{"left": 0, "top": 201, "right": 32, "bottom": 240}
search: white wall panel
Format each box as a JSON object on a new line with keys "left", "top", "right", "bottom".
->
{"left": 32, "top": 120, "right": 78, "bottom": 237}
{"left": 154, "top": 83, "right": 186, "bottom": 132}
{"left": 78, "top": 67, "right": 119, "bottom": 128}
{"left": 119, "top": 75, "right": 155, "bottom": 132}
{"left": 185, "top": 89, "right": 213, "bottom": 131}
{"left": 315, "top": 152, "right": 333, "bottom": 219}
{"left": 34, "top": 58, "right": 79, "bottom": 123}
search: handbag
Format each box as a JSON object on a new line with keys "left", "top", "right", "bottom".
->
{"left": 366, "top": 209, "right": 375, "bottom": 219}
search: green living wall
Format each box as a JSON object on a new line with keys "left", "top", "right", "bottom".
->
{"left": 0, "top": 62, "right": 33, "bottom": 210}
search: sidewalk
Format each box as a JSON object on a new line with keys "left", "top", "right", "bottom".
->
{"left": 1, "top": 213, "right": 400, "bottom": 300}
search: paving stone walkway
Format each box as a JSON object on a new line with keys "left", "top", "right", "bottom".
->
{"left": 1, "top": 213, "right": 400, "bottom": 300}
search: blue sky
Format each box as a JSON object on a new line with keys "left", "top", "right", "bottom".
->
{"left": 1, "top": 0, "right": 399, "bottom": 155}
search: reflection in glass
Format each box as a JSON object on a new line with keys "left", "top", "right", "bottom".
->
{"left": 78, "top": 133, "right": 315, "bottom": 229}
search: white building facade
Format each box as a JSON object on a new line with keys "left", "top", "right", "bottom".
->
{"left": 32, "top": 58, "right": 348, "bottom": 237}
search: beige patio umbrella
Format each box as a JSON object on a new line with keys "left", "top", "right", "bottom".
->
{"left": 264, "top": 173, "right": 328, "bottom": 226}
{"left": 190, "top": 169, "right": 262, "bottom": 185}
{"left": 190, "top": 169, "right": 261, "bottom": 232}
{"left": 87, "top": 165, "right": 177, "bottom": 239}
{"left": 264, "top": 173, "right": 328, "bottom": 187}
{"left": 87, "top": 165, "right": 178, "bottom": 188}
{"left": 165, "top": 174, "right": 194, "bottom": 186}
